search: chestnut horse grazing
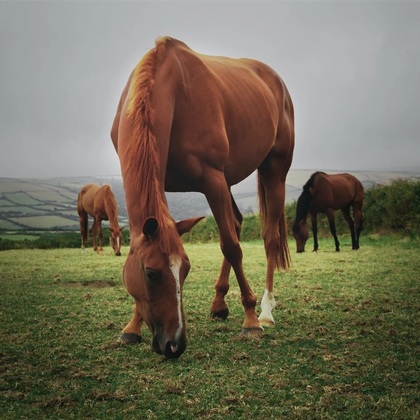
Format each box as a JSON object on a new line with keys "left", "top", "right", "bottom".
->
{"left": 77, "top": 184, "right": 124, "bottom": 256}
{"left": 111, "top": 37, "right": 294, "bottom": 358}
{"left": 292, "top": 172, "right": 364, "bottom": 253}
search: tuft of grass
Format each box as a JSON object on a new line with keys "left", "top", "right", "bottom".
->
{"left": 0, "top": 237, "right": 419, "bottom": 418}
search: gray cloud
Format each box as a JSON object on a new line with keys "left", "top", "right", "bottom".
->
{"left": 1, "top": 1, "right": 419, "bottom": 178}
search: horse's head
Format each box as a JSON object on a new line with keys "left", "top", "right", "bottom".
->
{"left": 110, "top": 226, "right": 125, "bottom": 256}
{"left": 292, "top": 219, "right": 309, "bottom": 253}
{"left": 124, "top": 216, "right": 204, "bottom": 359}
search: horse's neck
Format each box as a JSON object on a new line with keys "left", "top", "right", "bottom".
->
{"left": 296, "top": 189, "right": 312, "bottom": 222}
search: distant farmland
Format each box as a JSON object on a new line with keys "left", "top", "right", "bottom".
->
{"left": 0, "top": 176, "right": 127, "bottom": 232}
{"left": 0, "top": 169, "right": 418, "bottom": 233}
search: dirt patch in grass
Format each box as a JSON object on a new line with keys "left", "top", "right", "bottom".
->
{"left": 60, "top": 280, "right": 118, "bottom": 288}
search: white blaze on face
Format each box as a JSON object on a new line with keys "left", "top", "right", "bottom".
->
{"left": 116, "top": 237, "right": 120, "bottom": 249}
{"left": 169, "top": 254, "right": 183, "bottom": 343}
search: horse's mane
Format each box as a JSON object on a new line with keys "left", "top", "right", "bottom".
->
{"left": 124, "top": 37, "right": 183, "bottom": 255}
{"left": 292, "top": 172, "right": 321, "bottom": 232}
{"left": 102, "top": 185, "right": 119, "bottom": 228}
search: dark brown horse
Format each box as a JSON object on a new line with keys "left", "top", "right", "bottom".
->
{"left": 292, "top": 172, "right": 364, "bottom": 253}
{"left": 77, "top": 184, "right": 124, "bottom": 256}
{"left": 111, "top": 37, "right": 294, "bottom": 358}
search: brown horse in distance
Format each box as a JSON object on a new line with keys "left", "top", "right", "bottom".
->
{"left": 77, "top": 184, "right": 124, "bottom": 256}
{"left": 292, "top": 172, "right": 364, "bottom": 252}
{"left": 111, "top": 36, "right": 294, "bottom": 358}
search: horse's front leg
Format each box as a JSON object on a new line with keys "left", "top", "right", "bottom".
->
{"left": 210, "top": 194, "right": 243, "bottom": 320}
{"left": 120, "top": 302, "right": 143, "bottom": 344}
{"left": 311, "top": 212, "right": 319, "bottom": 252}
{"left": 204, "top": 174, "right": 261, "bottom": 335}
{"left": 211, "top": 259, "right": 231, "bottom": 320}
{"left": 98, "top": 220, "right": 104, "bottom": 253}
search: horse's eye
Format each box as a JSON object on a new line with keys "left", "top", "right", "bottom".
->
{"left": 145, "top": 269, "right": 161, "bottom": 282}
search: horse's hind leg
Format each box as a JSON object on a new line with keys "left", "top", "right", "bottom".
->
{"left": 91, "top": 219, "right": 99, "bottom": 253}
{"left": 353, "top": 202, "right": 363, "bottom": 249}
{"left": 257, "top": 160, "right": 290, "bottom": 327}
{"left": 311, "top": 212, "right": 319, "bottom": 252}
{"left": 326, "top": 209, "right": 340, "bottom": 251}
{"left": 341, "top": 206, "right": 357, "bottom": 249}
{"left": 210, "top": 194, "right": 243, "bottom": 320}
{"left": 78, "top": 210, "right": 88, "bottom": 253}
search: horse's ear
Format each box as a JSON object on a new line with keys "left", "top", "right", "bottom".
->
{"left": 120, "top": 226, "right": 125, "bottom": 231}
{"left": 109, "top": 227, "right": 114, "bottom": 233}
{"left": 143, "top": 217, "right": 159, "bottom": 240}
{"left": 176, "top": 216, "right": 205, "bottom": 236}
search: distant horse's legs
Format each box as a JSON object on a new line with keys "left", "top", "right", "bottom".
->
{"left": 91, "top": 217, "right": 104, "bottom": 253}
{"left": 78, "top": 209, "right": 88, "bottom": 253}
{"left": 341, "top": 206, "right": 357, "bottom": 249}
{"left": 311, "top": 212, "right": 319, "bottom": 251}
{"left": 91, "top": 219, "right": 99, "bottom": 253}
{"left": 210, "top": 194, "right": 243, "bottom": 320}
{"left": 353, "top": 202, "right": 363, "bottom": 249}
{"left": 325, "top": 209, "right": 340, "bottom": 251}
{"left": 120, "top": 302, "right": 143, "bottom": 344}
{"left": 96, "top": 218, "right": 104, "bottom": 253}
{"left": 204, "top": 172, "right": 261, "bottom": 334}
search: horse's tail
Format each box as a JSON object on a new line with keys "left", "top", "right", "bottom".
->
{"left": 77, "top": 189, "right": 89, "bottom": 243}
{"left": 258, "top": 173, "right": 291, "bottom": 271}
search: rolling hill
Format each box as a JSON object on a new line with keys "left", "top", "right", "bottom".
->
{"left": 1, "top": 169, "right": 419, "bottom": 232}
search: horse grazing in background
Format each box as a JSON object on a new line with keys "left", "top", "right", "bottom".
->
{"left": 292, "top": 172, "right": 364, "bottom": 253}
{"left": 111, "top": 36, "right": 294, "bottom": 358}
{"left": 77, "top": 184, "right": 125, "bottom": 256}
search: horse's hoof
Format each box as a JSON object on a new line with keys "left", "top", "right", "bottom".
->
{"left": 258, "top": 318, "right": 275, "bottom": 327}
{"left": 241, "top": 326, "right": 264, "bottom": 337}
{"left": 211, "top": 307, "right": 229, "bottom": 320}
{"left": 119, "top": 333, "right": 142, "bottom": 345}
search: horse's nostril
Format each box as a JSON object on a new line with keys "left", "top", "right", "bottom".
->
{"left": 163, "top": 341, "right": 184, "bottom": 359}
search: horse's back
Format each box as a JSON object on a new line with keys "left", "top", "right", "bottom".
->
{"left": 78, "top": 184, "right": 101, "bottom": 215}
{"left": 312, "top": 173, "right": 363, "bottom": 210}
{"left": 142, "top": 37, "right": 294, "bottom": 189}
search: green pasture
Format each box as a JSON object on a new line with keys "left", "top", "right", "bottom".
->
{"left": 3, "top": 192, "right": 42, "bottom": 206}
{"left": 0, "top": 236, "right": 419, "bottom": 419}
{"left": 8, "top": 215, "right": 78, "bottom": 229}
{"left": 1, "top": 206, "right": 46, "bottom": 215}
{"left": 27, "top": 190, "right": 76, "bottom": 203}
{"left": 0, "top": 233, "right": 38, "bottom": 241}
{"left": 0, "top": 220, "right": 23, "bottom": 230}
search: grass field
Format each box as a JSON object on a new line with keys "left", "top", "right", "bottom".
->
{"left": 0, "top": 236, "right": 419, "bottom": 419}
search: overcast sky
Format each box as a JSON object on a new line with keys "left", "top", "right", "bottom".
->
{"left": 1, "top": 1, "right": 419, "bottom": 179}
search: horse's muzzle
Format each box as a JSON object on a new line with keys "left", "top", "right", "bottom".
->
{"left": 115, "top": 251, "right": 121, "bottom": 256}
{"left": 152, "top": 332, "right": 186, "bottom": 359}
